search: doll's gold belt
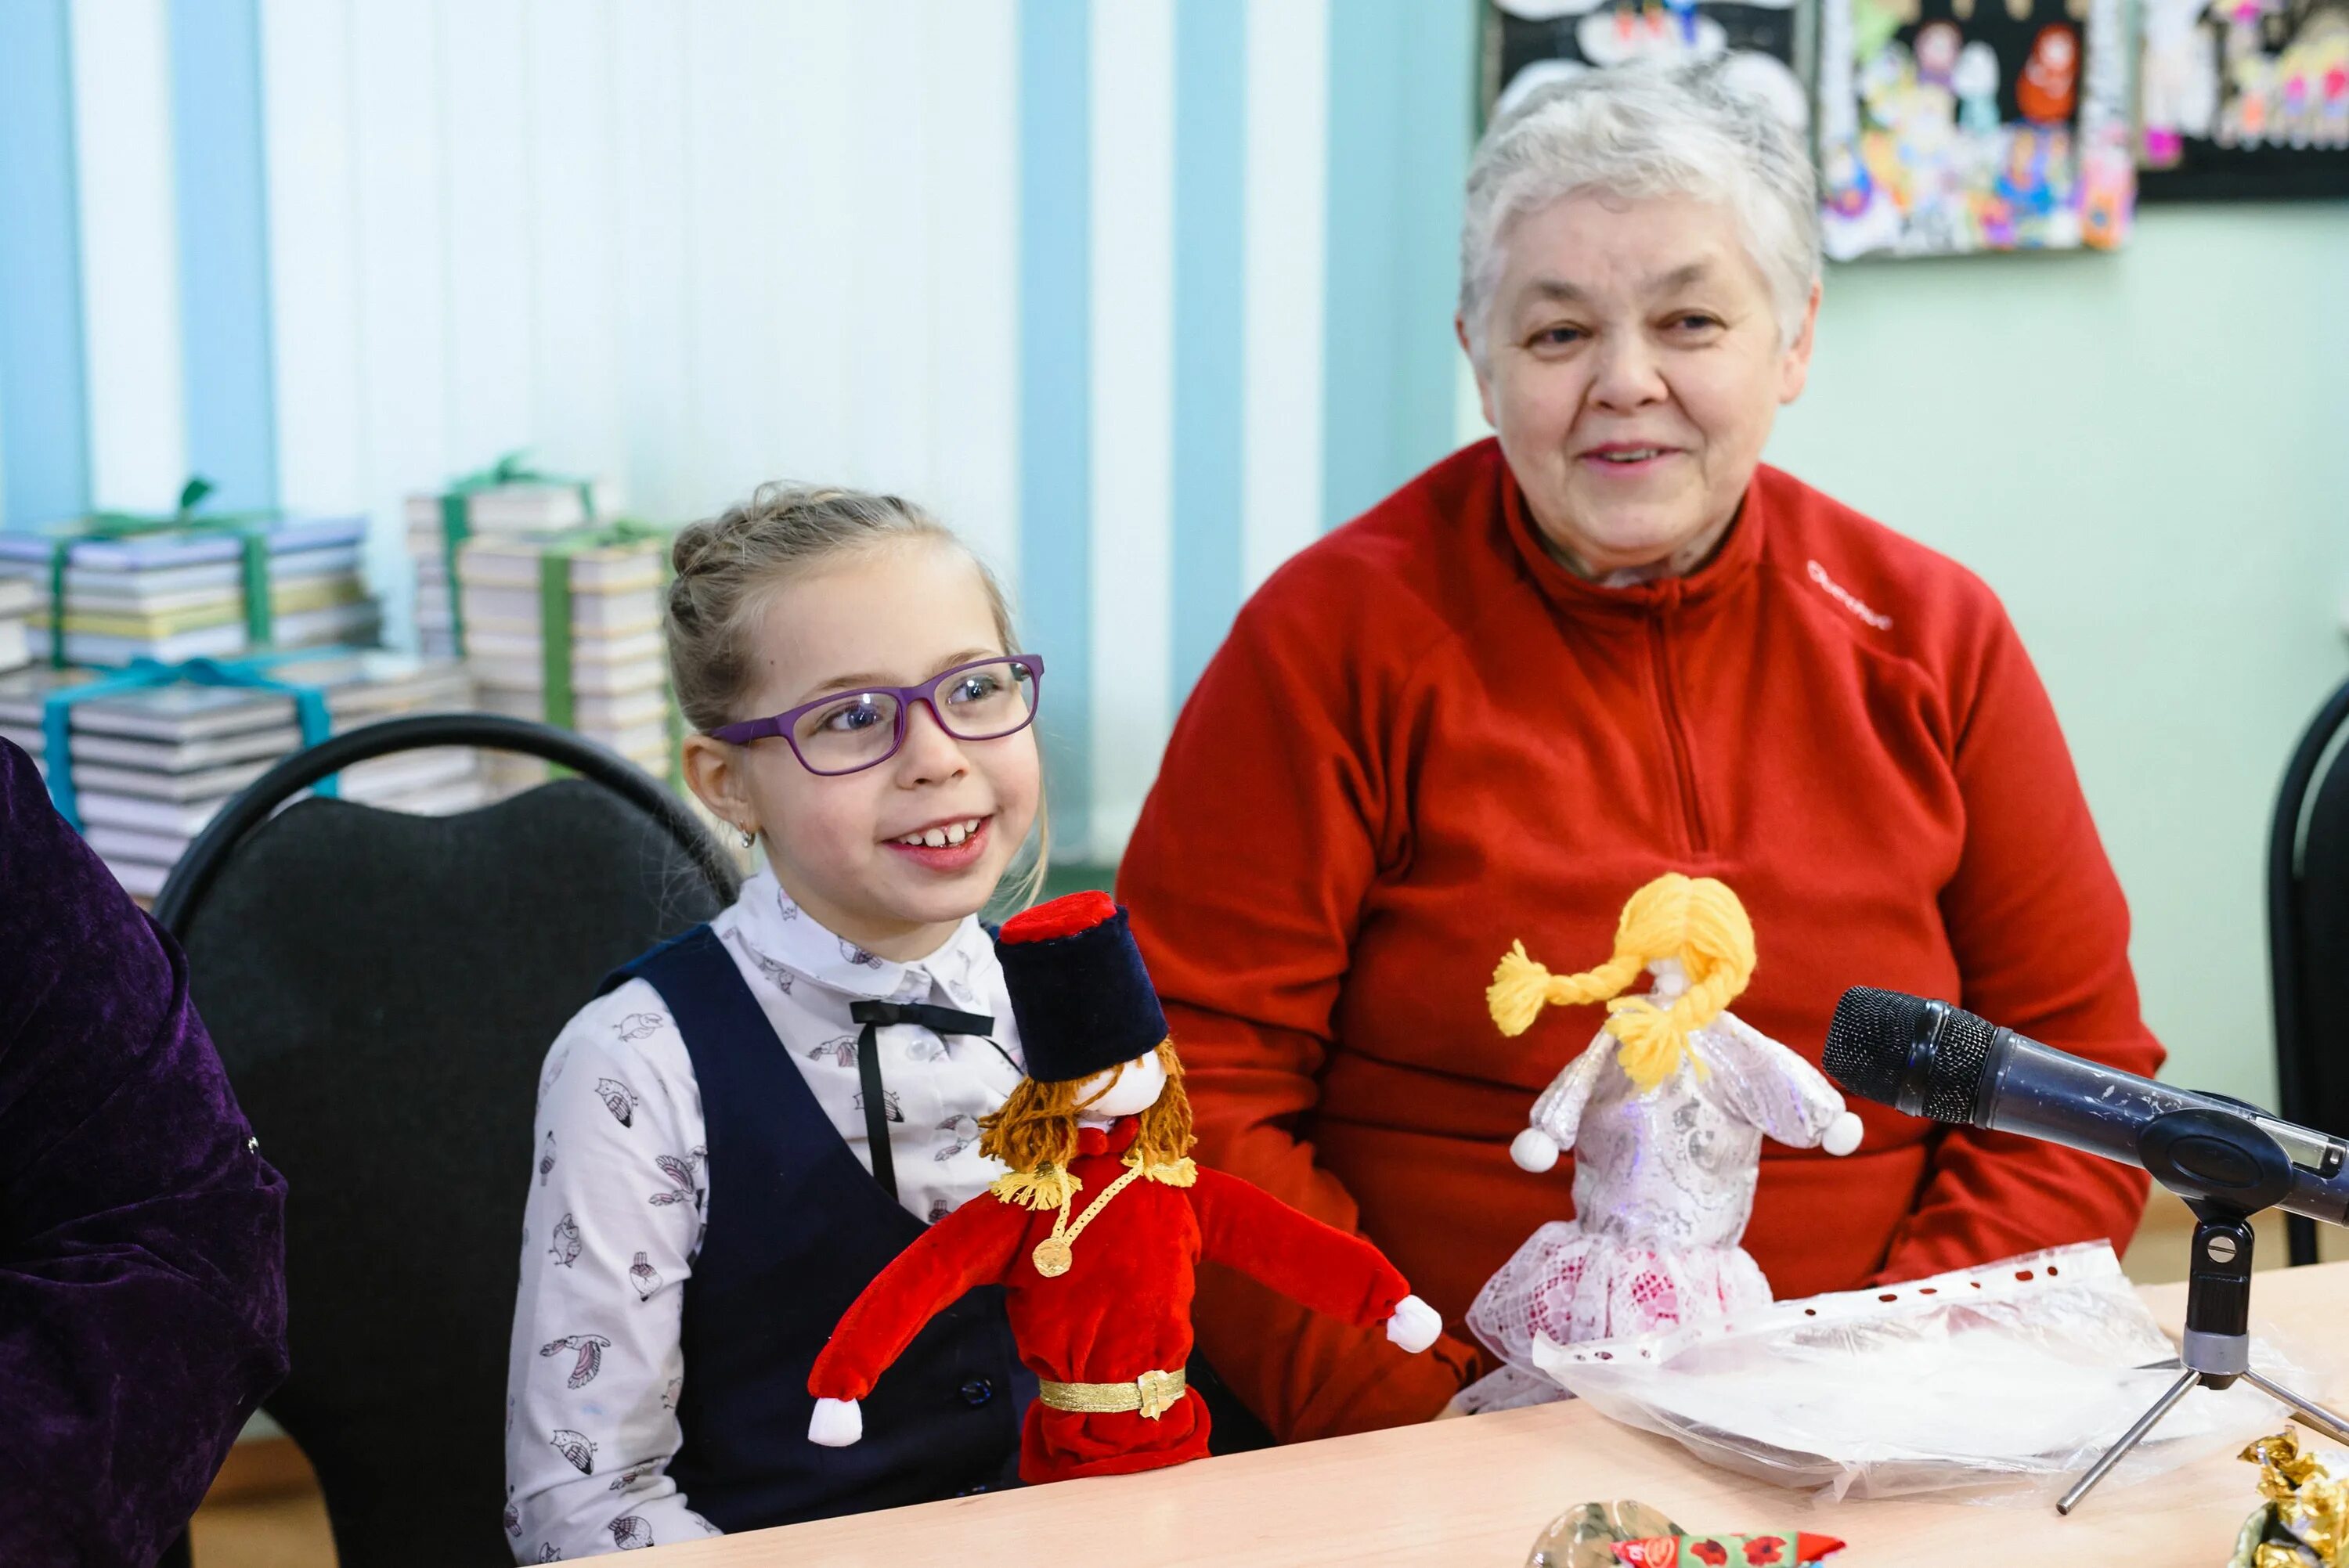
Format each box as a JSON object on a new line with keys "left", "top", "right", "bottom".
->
{"left": 1036, "top": 1367, "right": 1189, "bottom": 1420}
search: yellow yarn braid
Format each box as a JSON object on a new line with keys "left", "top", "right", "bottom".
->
{"left": 1486, "top": 873, "right": 1759, "bottom": 1094}
{"left": 1487, "top": 942, "right": 1645, "bottom": 1036}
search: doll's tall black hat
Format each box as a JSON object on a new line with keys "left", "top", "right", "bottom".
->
{"left": 995, "top": 892, "right": 1168, "bottom": 1083}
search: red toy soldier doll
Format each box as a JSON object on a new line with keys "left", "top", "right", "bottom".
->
{"left": 807, "top": 892, "right": 1442, "bottom": 1483}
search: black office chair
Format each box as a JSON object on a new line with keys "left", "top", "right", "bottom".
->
{"left": 2268, "top": 677, "right": 2349, "bottom": 1268}
{"left": 157, "top": 714, "right": 738, "bottom": 1568}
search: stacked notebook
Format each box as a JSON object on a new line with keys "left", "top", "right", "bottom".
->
{"left": 456, "top": 532, "right": 673, "bottom": 777}
{"left": 406, "top": 482, "right": 612, "bottom": 661}
{"left": 0, "top": 575, "right": 34, "bottom": 675}
{"left": 0, "top": 516, "right": 380, "bottom": 667}
{"left": 0, "top": 654, "right": 487, "bottom": 900}
{"left": 407, "top": 478, "right": 675, "bottom": 791}
{"left": 0, "top": 665, "right": 93, "bottom": 779}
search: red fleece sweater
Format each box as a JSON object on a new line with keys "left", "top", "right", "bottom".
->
{"left": 806, "top": 1118, "right": 1409, "bottom": 1483}
{"left": 1118, "top": 439, "right": 2163, "bottom": 1442}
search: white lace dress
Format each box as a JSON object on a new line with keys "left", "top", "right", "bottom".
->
{"left": 1468, "top": 975, "right": 1854, "bottom": 1379}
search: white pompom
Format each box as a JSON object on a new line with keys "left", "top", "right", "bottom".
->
{"left": 807, "top": 1397, "right": 863, "bottom": 1447}
{"left": 1822, "top": 1111, "right": 1864, "bottom": 1157}
{"left": 1511, "top": 1127, "right": 1562, "bottom": 1173}
{"left": 1385, "top": 1294, "right": 1443, "bottom": 1354}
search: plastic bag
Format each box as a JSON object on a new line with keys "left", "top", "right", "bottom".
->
{"left": 1532, "top": 1242, "right": 2299, "bottom": 1505}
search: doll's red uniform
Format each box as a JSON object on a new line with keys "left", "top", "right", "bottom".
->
{"left": 807, "top": 1115, "right": 1409, "bottom": 1483}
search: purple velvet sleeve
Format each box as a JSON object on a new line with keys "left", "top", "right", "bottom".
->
{"left": 0, "top": 740, "right": 289, "bottom": 1565}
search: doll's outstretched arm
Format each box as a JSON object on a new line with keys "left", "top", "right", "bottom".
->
{"left": 805, "top": 1196, "right": 1027, "bottom": 1443}
{"left": 1513, "top": 1033, "right": 1613, "bottom": 1173}
{"left": 1705, "top": 1011, "right": 1862, "bottom": 1155}
{"left": 1190, "top": 1167, "right": 1427, "bottom": 1345}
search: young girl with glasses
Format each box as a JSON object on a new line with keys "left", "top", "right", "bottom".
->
{"left": 505, "top": 484, "right": 1048, "bottom": 1558}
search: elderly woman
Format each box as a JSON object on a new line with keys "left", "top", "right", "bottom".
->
{"left": 1118, "top": 60, "right": 2163, "bottom": 1440}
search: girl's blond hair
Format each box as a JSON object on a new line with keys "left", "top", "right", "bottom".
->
{"left": 977, "top": 1040, "right": 1194, "bottom": 1207}
{"left": 666, "top": 481, "right": 1048, "bottom": 910}
{"left": 1486, "top": 873, "right": 1758, "bottom": 1094}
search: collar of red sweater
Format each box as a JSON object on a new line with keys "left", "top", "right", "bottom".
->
{"left": 1496, "top": 442, "right": 1770, "bottom": 622}
{"left": 1073, "top": 1117, "right": 1142, "bottom": 1159}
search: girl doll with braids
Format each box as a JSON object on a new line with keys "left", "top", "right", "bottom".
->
{"left": 1467, "top": 874, "right": 1864, "bottom": 1392}
{"left": 809, "top": 892, "right": 1441, "bottom": 1482}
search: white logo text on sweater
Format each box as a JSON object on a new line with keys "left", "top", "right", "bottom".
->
{"left": 1807, "top": 559, "right": 1893, "bottom": 630}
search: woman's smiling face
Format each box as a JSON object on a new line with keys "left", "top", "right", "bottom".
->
{"left": 1464, "top": 189, "right": 1818, "bottom": 578}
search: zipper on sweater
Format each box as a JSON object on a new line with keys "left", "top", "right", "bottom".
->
{"left": 1646, "top": 597, "right": 1710, "bottom": 854}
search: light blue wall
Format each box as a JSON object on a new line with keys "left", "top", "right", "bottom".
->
{"left": 1766, "top": 205, "right": 2349, "bottom": 1105}
{"left": 0, "top": 0, "right": 1472, "bottom": 860}
{"left": 0, "top": 0, "right": 92, "bottom": 525}
{"left": 11, "top": 0, "right": 2343, "bottom": 1103}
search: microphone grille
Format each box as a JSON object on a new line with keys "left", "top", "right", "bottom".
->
{"left": 1825, "top": 986, "right": 2001, "bottom": 1126}
{"left": 1824, "top": 986, "right": 1922, "bottom": 1107}
{"left": 1918, "top": 1004, "right": 1997, "bottom": 1124}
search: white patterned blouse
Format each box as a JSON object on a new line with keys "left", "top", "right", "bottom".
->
{"left": 501, "top": 869, "right": 1025, "bottom": 1561}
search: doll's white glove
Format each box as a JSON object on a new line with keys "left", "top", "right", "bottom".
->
{"left": 807, "top": 1397, "right": 863, "bottom": 1447}
{"left": 1385, "top": 1293, "right": 1442, "bottom": 1354}
{"left": 1821, "top": 1110, "right": 1864, "bottom": 1157}
{"left": 1511, "top": 1127, "right": 1562, "bottom": 1173}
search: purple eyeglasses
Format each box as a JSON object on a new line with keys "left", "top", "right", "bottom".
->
{"left": 707, "top": 654, "right": 1046, "bottom": 777}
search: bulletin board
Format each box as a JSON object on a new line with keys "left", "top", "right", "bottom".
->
{"left": 1478, "top": 0, "right": 1813, "bottom": 132}
{"left": 1814, "top": 0, "right": 2138, "bottom": 258}
{"left": 2137, "top": 0, "right": 2349, "bottom": 200}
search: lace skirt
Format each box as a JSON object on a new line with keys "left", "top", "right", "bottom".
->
{"left": 1468, "top": 1220, "right": 1773, "bottom": 1369}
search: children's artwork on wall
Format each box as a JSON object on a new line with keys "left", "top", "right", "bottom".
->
{"left": 1479, "top": 0, "right": 1813, "bottom": 132}
{"left": 1816, "top": 0, "right": 2136, "bottom": 258}
{"left": 2137, "top": 0, "right": 2349, "bottom": 200}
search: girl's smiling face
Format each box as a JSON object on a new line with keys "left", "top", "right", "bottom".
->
{"left": 684, "top": 536, "right": 1041, "bottom": 961}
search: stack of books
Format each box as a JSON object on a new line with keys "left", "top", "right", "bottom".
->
{"left": 0, "top": 666, "right": 93, "bottom": 780}
{"left": 406, "top": 482, "right": 609, "bottom": 661}
{"left": 0, "top": 654, "right": 486, "bottom": 900}
{"left": 0, "top": 575, "right": 34, "bottom": 674}
{"left": 455, "top": 532, "right": 674, "bottom": 782}
{"left": 0, "top": 517, "right": 379, "bottom": 667}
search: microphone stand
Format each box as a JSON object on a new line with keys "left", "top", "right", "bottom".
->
{"left": 2058, "top": 1110, "right": 2349, "bottom": 1516}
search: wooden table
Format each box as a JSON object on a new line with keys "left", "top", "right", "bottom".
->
{"left": 640, "top": 1260, "right": 2348, "bottom": 1565}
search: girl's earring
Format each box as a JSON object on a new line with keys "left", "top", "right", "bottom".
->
{"left": 738, "top": 824, "right": 756, "bottom": 849}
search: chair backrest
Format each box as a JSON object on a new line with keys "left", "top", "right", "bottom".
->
{"left": 2272, "top": 679, "right": 2349, "bottom": 1137}
{"left": 178, "top": 780, "right": 734, "bottom": 1568}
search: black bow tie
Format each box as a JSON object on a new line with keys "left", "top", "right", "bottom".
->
{"left": 848, "top": 1000, "right": 999, "bottom": 1202}
{"left": 850, "top": 1000, "right": 996, "bottom": 1036}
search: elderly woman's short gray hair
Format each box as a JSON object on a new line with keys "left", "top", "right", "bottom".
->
{"left": 1459, "top": 59, "right": 1822, "bottom": 362}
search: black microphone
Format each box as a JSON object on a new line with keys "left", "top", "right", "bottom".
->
{"left": 1824, "top": 986, "right": 2349, "bottom": 1226}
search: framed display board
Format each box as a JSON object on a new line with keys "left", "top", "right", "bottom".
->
{"left": 1814, "top": 0, "right": 2137, "bottom": 256}
{"left": 1478, "top": 0, "right": 2144, "bottom": 260}
{"left": 2137, "top": 0, "right": 2349, "bottom": 200}
{"left": 1478, "top": 0, "right": 1813, "bottom": 132}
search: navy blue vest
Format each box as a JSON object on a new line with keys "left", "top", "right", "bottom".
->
{"left": 597, "top": 925, "right": 1030, "bottom": 1532}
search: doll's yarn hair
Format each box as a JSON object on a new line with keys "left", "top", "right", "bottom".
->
{"left": 980, "top": 1040, "right": 1194, "bottom": 1208}
{"left": 1486, "top": 873, "right": 1757, "bottom": 1094}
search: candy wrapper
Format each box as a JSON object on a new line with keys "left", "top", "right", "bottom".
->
{"left": 1529, "top": 1501, "right": 1686, "bottom": 1568}
{"left": 1612, "top": 1531, "right": 1846, "bottom": 1566}
{"left": 2228, "top": 1430, "right": 2349, "bottom": 1567}
{"left": 1525, "top": 1501, "right": 1844, "bottom": 1568}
